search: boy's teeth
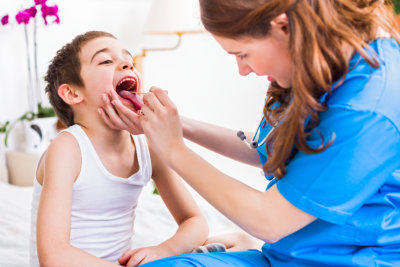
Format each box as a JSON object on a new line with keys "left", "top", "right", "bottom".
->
{"left": 117, "top": 78, "right": 136, "bottom": 87}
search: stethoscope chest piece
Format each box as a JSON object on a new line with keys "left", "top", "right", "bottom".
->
{"left": 237, "top": 117, "right": 271, "bottom": 149}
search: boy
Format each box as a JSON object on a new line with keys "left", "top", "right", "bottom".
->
{"left": 30, "top": 31, "right": 208, "bottom": 267}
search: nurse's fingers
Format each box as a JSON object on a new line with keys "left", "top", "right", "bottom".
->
{"left": 98, "top": 107, "right": 118, "bottom": 129}
{"left": 139, "top": 104, "right": 152, "bottom": 122}
{"left": 100, "top": 93, "right": 119, "bottom": 117}
{"left": 98, "top": 94, "right": 125, "bottom": 130}
{"left": 149, "top": 87, "right": 175, "bottom": 108}
{"left": 111, "top": 98, "right": 138, "bottom": 121}
{"left": 108, "top": 88, "right": 122, "bottom": 102}
{"left": 111, "top": 99, "right": 143, "bottom": 134}
{"left": 107, "top": 89, "right": 140, "bottom": 118}
{"left": 142, "top": 91, "right": 164, "bottom": 114}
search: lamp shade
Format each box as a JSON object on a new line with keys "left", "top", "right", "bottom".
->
{"left": 143, "top": 0, "right": 204, "bottom": 35}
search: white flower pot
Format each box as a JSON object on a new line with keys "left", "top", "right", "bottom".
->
{"left": 23, "top": 117, "right": 58, "bottom": 155}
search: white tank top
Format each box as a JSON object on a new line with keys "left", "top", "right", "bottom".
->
{"left": 30, "top": 125, "right": 152, "bottom": 265}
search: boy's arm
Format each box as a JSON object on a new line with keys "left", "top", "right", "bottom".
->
{"left": 118, "top": 145, "right": 208, "bottom": 267}
{"left": 151, "top": 145, "right": 209, "bottom": 253}
{"left": 36, "top": 133, "right": 119, "bottom": 267}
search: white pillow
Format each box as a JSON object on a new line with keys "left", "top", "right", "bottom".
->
{"left": 0, "top": 159, "right": 8, "bottom": 184}
{"left": 6, "top": 151, "right": 40, "bottom": 186}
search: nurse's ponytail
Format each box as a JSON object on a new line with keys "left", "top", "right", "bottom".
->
{"left": 199, "top": 0, "right": 400, "bottom": 179}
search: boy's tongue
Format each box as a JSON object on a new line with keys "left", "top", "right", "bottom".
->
{"left": 118, "top": 90, "right": 144, "bottom": 110}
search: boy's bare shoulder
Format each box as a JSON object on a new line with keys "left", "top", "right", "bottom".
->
{"left": 48, "top": 131, "right": 80, "bottom": 155}
{"left": 37, "top": 131, "right": 81, "bottom": 183}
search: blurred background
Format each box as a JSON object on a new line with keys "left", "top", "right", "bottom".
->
{"left": 0, "top": 0, "right": 268, "bottom": 190}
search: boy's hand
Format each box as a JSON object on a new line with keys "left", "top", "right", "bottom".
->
{"left": 204, "top": 231, "right": 264, "bottom": 252}
{"left": 118, "top": 245, "right": 169, "bottom": 267}
{"left": 98, "top": 89, "right": 144, "bottom": 135}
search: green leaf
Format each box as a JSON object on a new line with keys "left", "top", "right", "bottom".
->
{"left": 152, "top": 180, "right": 159, "bottom": 195}
{"left": 4, "top": 111, "right": 35, "bottom": 146}
{"left": 37, "top": 103, "right": 56, "bottom": 118}
{"left": 152, "top": 187, "right": 160, "bottom": 195}
{"left": 394, "top": 0, "right": 400, "bottom": 14}
{"left": 0, "top": 121, "right": 10, "bottom": 133}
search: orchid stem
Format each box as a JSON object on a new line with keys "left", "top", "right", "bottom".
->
{"left": 24, "top": 24, "right": 34, "bottom": 112}
{"left": 33, "top": 17, "right": 40, "bottom": 114}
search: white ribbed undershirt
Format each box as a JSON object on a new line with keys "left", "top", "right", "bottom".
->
{"left": 30, "top": 124, "right": 152, "bottom": 265}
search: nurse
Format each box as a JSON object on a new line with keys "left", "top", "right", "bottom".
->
{"left": 99, "top": 0, "right": 400, "bottom": 266}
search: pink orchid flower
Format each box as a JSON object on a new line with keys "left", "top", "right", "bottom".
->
{"left": 34, "top": 0, "right": 47, "bottom": 5}
{"left": 26, "top": 6, "right": 38, "bottom": 17}
{"left": 41, "top": 3, "right": 59, "bottom": 25}
{"left": 15, "top": 6, "right": 37, "bottom": 24}
{"left": 1, "top": 14, "right": 8, "bottom": 25}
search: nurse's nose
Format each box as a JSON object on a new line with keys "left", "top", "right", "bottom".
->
{"left": 236, "top": 59, "right": 252, "bottom": 76}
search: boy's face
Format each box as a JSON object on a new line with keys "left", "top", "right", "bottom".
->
{"left": 79, "top": 37, "right": 143, "bottom": 110}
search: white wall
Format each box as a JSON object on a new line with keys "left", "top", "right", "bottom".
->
{"left": 0, "top": 0, "right": 268, "bottom": 191}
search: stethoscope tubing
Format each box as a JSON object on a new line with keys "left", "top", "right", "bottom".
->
{"left": 237, "top": 116, "right": 270, "bottom": 149}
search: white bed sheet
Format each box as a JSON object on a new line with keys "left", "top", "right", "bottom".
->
{"left": 0, "top": 182, "right": 238, "bottom": 267}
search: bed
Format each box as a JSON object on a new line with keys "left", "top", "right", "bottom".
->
{"left": 0, "top": 156, "right": 239, "bottom": 267}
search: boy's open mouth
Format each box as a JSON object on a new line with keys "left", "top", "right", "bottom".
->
{"left": 115, "top": 77, "right": 143, "bottom": 110}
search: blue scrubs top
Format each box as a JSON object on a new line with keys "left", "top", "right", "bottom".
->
{"left": 257, "top": 38, "right": 400, "bottom": 266}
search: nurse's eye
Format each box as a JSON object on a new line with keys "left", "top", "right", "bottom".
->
{"left": 100, "top": 59, "right": 113, "bottom": 64}
{"left": 238, "top": 54, "right": 247, "bottom": 60}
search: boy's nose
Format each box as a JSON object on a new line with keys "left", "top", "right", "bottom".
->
{"left": 119, "top": 58, "right": 135, "bottom": 71}
{"left": 122, "top": 64, "right": 134, "bottom": 70}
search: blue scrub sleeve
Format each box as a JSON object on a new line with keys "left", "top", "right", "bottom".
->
{"left": 276, "top": 106, "right": 400, "bottom": 225}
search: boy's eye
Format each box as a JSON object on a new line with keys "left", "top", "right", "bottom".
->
{"left": 100, "top": 59, "right": 112, "bottom": 64}
{"left": 238, "top": 54, "right": 247, "bottom": 60}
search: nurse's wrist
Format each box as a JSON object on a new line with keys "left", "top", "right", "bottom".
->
{"left": 181, "top": 116, "right": 193, "bottom": 140}
{"left": 167, "top": 141, "right": 190, "bottom": 169}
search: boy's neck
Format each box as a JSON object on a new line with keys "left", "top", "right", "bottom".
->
{"left": 74, "top": 113, "right": 139, "bottom": 179}
{"left": 75, "top": 115, "right": 133, "bottom": 151}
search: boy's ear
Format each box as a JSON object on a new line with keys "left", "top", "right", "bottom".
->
{"left": 58, "top": 84, "right": 83, "bottom": 105}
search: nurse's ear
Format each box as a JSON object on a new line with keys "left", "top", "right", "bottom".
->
{"left": 58, "top": 84, "right": 84, "bottom": 105}
{"left": 270, "top": 13, "right": 290, "bottom": 35}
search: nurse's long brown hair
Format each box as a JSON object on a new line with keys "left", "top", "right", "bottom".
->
{"left": 200, "top": 0, "right": 400, "bottom": 179}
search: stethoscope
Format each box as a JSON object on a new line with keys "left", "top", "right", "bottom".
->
{"left": 237, "top": 116, "right": 272, "bottom": 149}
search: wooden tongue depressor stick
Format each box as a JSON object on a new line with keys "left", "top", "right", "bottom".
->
{"left": 130, "top": 91, "right": 146, "bottom": 95}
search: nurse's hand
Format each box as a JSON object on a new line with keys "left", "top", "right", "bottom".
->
{"left": 98, "top": 89, "right": 144, "bottom": 135}
{"left": 140, "top": 87, "right": 186, "bottom": 164}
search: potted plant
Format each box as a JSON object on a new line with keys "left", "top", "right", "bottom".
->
{"left": 1, "top": 0, "right": 60, "bottom": 155}
{"left": 3, "top": 103, "right": 58, "bottom": 154}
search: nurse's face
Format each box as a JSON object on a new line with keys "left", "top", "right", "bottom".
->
{"left": 212, "top": 13, "right": 292, "bottom": 88}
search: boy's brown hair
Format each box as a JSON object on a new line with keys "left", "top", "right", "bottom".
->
{"left": 44, "top": 31, "right": 116, "bottom": 127}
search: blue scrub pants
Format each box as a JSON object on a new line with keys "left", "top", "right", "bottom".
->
{"left": 141, "top": 249, "right": 270, "bottom": 267}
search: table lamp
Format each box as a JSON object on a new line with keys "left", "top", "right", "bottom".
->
{"left": 134, "top": 0, "right": 204, "bottom": 73}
